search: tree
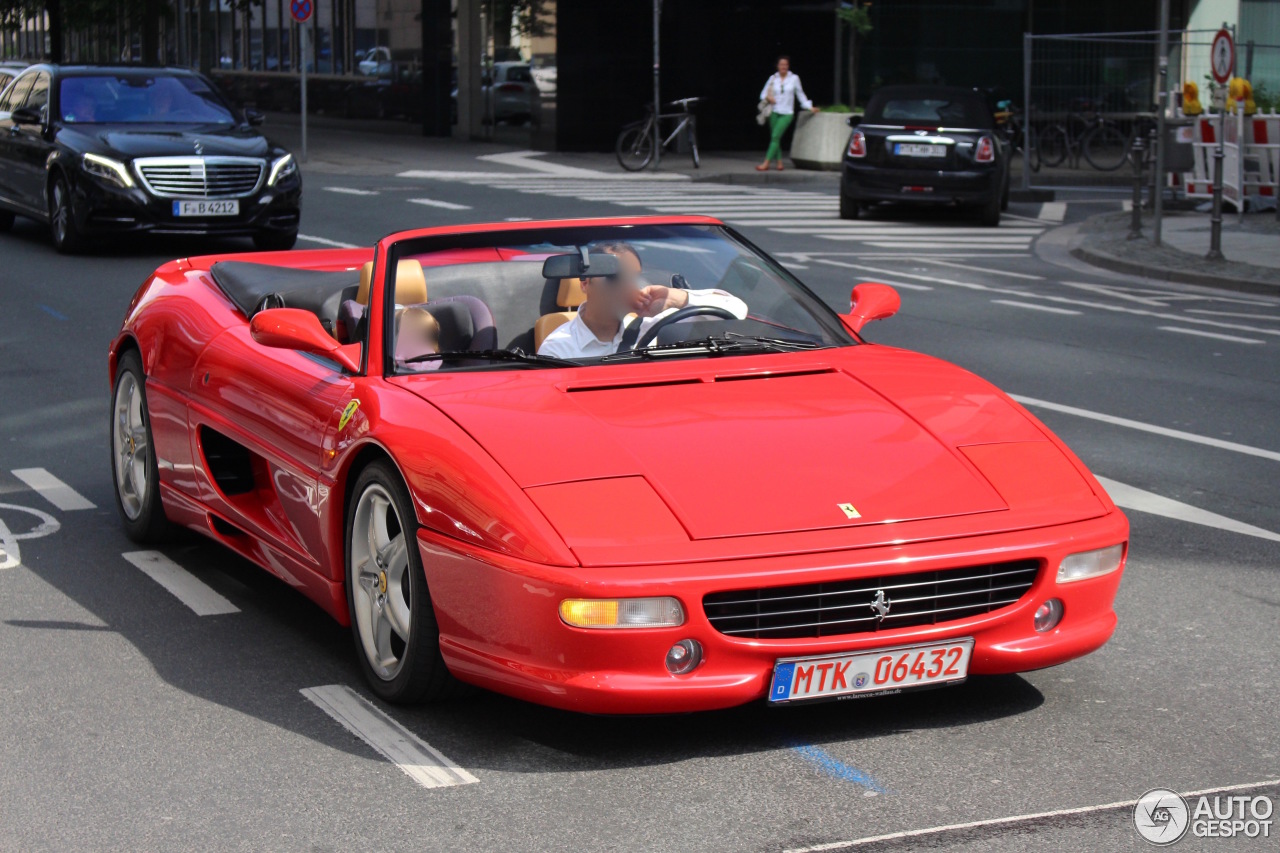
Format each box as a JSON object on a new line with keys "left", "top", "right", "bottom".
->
{"left": 487, "top": 0, "right": 550, "bottom": 53}
{"left": 837, "top": 1, "right": 872, "bottom": 108}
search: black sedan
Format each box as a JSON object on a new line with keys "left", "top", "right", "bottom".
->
{"left": 0, "top": 64, "right": 300, "bottom": 253}
{"left": 840, "top": 85, "right": 1008, "bottom": 226}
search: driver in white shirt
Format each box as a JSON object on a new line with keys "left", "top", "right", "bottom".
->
{"left": 537, "top": 242, "right": 748, "bottom": 360}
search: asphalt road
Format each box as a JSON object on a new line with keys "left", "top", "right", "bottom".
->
{"left": 1, "top": 151, "right": 1277, "bottom": 853}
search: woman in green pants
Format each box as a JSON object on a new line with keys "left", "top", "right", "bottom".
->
{"left": 758, "top": 56, "right": 819, "bottom": 171}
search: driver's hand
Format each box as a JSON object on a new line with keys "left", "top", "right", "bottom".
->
{"left": 636, "top": 285, "right": 689, "bottom": 317}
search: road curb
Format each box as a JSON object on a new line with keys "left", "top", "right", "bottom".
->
{"left": 1070, "top": 245, "right": 1280, "bottom": 295}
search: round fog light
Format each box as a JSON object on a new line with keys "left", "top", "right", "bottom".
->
{"left": 665, "top": 639, "right": 703, "bottom": 675}
{"left": 1033, "top": 599, "right": 1064, "bottom": 633}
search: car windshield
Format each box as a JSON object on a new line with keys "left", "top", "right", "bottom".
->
{"left": 866, "top": 92, "right": 991, "bottom": 128}
{"left": 59, "top": 74, "right": 237, "bottom": 124}
{"left": 383, "top": 224, "right": 854, "bottom": 374}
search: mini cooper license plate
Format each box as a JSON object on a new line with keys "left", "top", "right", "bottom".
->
{"left": 173, "top": 200, "right": 239, "bottom": 217}
{"left": 768, "top": 638, "right": 974, "bottom": 704}
{"left": 894, "top": 143, "right": 945, "bottom": 157}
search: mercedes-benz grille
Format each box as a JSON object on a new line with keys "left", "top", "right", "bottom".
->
{"left": 703, "top": 559, "right": 1040, "bottom": 639}
{"left": 133, "top": 156, "right": 265, "bottom": 199}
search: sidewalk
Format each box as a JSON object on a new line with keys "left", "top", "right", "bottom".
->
{"left": 264, "top": 111, "right": 839, "bottom": 184}
{"left": 1070, "top": 210, "right": 1280, "bottom": 294}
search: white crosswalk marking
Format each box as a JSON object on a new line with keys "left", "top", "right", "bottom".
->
{"left": 11, "top": 468, "right": 95, "bottom": 511}
{"left": 399, "top": 171, "right": 1047, "bottom": 255}
{"left": 122, "top": 551, "right": 240, "bottom": 616}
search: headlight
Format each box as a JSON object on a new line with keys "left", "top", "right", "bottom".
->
{"left": 559, "top": 597, "right": 685, "bottom": 629}
{"left": 267, "top": 153, "right": 297, "bottom": 186}
{"left": 82, "top": 152, "right": 134, "bottom": 188}
{"left": 1057, "top": 543, "right": 1125, "bottom": 583}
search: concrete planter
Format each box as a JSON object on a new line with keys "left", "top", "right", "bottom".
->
{"left": 790, "top": 111, "right": 854, "bottom": 171}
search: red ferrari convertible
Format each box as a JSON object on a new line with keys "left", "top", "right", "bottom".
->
{"left": 109, "top": 216, "right": 1128, "bottom": 713}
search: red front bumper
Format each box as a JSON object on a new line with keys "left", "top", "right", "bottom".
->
{"left": 419, "top": 511, "right": 1128, "bottom": 714}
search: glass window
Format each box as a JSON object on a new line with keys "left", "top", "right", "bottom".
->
{"left": 866, "top": 92, "right": 992, "bottom": 128}
{"left": 1, "top": 73, "right": 34, "bottom": 114}
{"left": 22, "top": 72, "right": 49, "bottom": 119}
{"left": 59, "top": 73, "right": 238, "bottom": 124}
{"left": 505, "top": 66, "right": 533, "bottom": 84}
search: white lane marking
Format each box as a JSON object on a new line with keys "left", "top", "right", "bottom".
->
{"left": 1096, "top": 477, "right": 1280, "bottom": 542}
{"left": 121, "top": 551, "right": 239, "bottom": 616}
{"left": 991, "top": 299, "right": 1081, "bottom": 315}
{"left": 814, "top": 259, "right": 932, "bottom": 289}
{"left": 1187, "top": 309, "right": 1280, "bottom": 320}
{"left": 301, "top": 685, "right": 478, "bottom": 789}
{"left": 1001, "top": 212, "right": 1049, "bottom": 225}
{"left": 783, "top": 778, "right": 1280, "bottom": 852}
{"left": 1011, "top": 395, "right": 1280, "bottom": 463}
{"left": 1159, "top": 326, "right": 1266, "bottom": 344}
{"left": 297, "top": 234, "right": 360, "bottom": 249}
{"left": 323, "top": 187, "right": 379, "bottom": 196}
{"left": 504, "top": 216, "right": 534, "bottom": 221}
{"left": 407, "top": 198, "right": 473, "bottom": 210}
{"left": 1037, "top": 201, "right": 1067, "bottom": 221}
{"left": 476, "top": 149, "right": 606, "bottom": 178}
{"left": 922, "top": 259, "right": 1044, "bottom": 280}
{"left": 0, "top": 503, "right": 60, "bottom": 570}
{"left": 11, "top": 468, "right": 95, "bottom": 511}
{"left": 1061, "top": 281, "right": 1172, "bottom": 307}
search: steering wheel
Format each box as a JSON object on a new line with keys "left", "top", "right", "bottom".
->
{"left": 632, "top": 305, "right": 739, "bottom": 350}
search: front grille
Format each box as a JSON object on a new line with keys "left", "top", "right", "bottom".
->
{"left": 703, "top": 559, "right": 1039, "bottom": 639}
{"left": 135, "top": 157, "right": 265, "bottom": 199}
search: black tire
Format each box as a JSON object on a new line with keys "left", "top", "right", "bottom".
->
{"left": 1038, "top": 125, "right": 1068, "bottom": 169}
{"left": 839, "top": 193, "right": 860, "bottom": 220}
{"left": 345, "top": 460, "right": 461, "bottom": 704}
{"left": 110, "top": 350, "right": 175, "bottom": 543}
{"left": 977, "top": 189, "right": 1002, "bottom": 227}
{"left": 49, "top": 174, "right": 86, "bottom": 254}
{"left": 253, "top": 230, "right": 298, "bottom": 251}
{"left": 616, "top": 124, "right": 655, "bottom": 172}
{"left": 1083, "top": 124, "right": 1130, "bottom": 172}
{"left": 0, "top": 208, "right": 14, "bottom": 232}
{"left": 1000, "top": 173, "right": 1010, "bottom": 211}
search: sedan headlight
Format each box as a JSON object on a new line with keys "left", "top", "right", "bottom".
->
{"left": 559, "top": 597, "right": 685, "bottom": 629}
{"left": 267, "top": 153, "right": 297, "bottom": 186}
{"left": 1057, "top": 543, "right": 1125, "bottom": 583}
{"left": 82, "top": 152, "right": 134, "bottom": 188}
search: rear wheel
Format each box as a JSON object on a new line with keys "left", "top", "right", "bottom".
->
{"left": 253, "top": 230, "right": 298, "bottom": 251}
{"left": 977, "top": 189, "right": 1002, "bottom": 227}
{"left": 346, "top": 461, "right": 460, "bottom": 704}
{"left": 49, "top": 174, "right": 86, "bottom": 254}
{"left": 1038, "top": 125, "right": 1068, "bottom": 169}
{"left": 110, "top": 350, "right": 174, "bottom": 543}
{"left": 1083, "top": 124, "right": 1129, "bottom": 172}
{"left": 616, "top": 123, "right": 655, "bottom": 171}
{"left": 839, "top": 194, "right": 860, "bottom": 220}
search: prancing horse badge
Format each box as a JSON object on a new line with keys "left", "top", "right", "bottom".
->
{"left": 838, "top": 503, "right": 861, "bottom": 519}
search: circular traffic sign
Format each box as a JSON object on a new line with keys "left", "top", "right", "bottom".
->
{"left": 290, "top": 0, "right": 312, "bottom": 24}
{"left": 1210, "top": 28, "right": 1234, "bottom": 85}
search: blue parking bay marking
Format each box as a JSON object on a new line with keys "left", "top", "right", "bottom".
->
{"left": 771, "top": 662, "right": 795, "bottom": 701}
{"left": 791, "top": 744, "right": 888, "bottom": 794}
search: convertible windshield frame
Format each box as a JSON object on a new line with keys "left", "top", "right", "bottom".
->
{"left": 382, "top": 223, "right": 856, "bottom": 376}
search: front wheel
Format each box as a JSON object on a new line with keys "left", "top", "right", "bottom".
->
{"left": 616, "top": 123, "right": 655, "bottom": 171}
{"left": 1083, "top": 124, "right": 1130, "bottom": 172}
{"left": 688, "top": 122, "right": 700, "bottom": 169}
{"left": 49, "top": 174, "right": 86, "bottom": 254}
{"left": 110, "top": 350, "right": 174, "bottom": 542}
{"left": 1038, "top": 125, "right": 1068, "bottom": 169}
{"left": 253, "top": 230, "right": 298, "bottom": 251}
{"left": 346, "top": 461, "right": 460, "bottom": 704}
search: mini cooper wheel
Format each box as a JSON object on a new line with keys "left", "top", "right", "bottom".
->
{"left": 346, "top": 461, "right": 457, "bottom": 703}
{"left": 839, "top": 194, "right": 860, "bottom": 220}
{"left": 49, "top": 175, "right": 86, "bottom": 254}
{"left": 110, "top": 350, "right": 173, "bottom": 542}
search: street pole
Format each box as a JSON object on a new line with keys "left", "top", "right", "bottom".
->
{"left": 300, "top": 22, "right": 308, "bottom": 163}
{"left": 1128, "top": 135, "right": 1145, "bottom": 240}
{"left": 1207, "top": 23, "right": 1228, "bottom": 260}
{"left": 1152, "top": 0, "right": 1169, "bottom": 246}
{"left": 652, "top": 0, "right": 661, "bottom": 170}
{"left": 1022, "top": 32, "right": 1032, "bottom": 193}
{"left": 833, "top": 5, "right": 841, "bottom": 106}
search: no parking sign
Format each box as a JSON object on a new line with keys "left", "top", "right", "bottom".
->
{"left": 290, "top": 0, "right": 312, "bottom": 24}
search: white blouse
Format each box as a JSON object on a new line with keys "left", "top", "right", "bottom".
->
{"left": 760, "top": 72, "right": 813, "bottom": 115}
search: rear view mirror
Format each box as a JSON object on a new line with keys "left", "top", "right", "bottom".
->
{"left": 244, "top": 108, "right": 265, "bottom": 126}
{"left": 541, "top": 251, "right": 620, "bottom": 280}
{"left": 840, "top": 283, "right": 901, "bottom": 334}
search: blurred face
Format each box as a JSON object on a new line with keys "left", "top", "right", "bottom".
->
{"left": 777, "top": 58, "right": 790, "bottom": 75}
{"left": 583, "top": 250, "right": 643, "bottom": 320}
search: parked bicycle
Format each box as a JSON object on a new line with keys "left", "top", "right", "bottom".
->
{"left": 616, "top": 97, "right": 703, "bottom": 171}
{"left": 995, "top": 101, "right": 1040, "bottom": 173}
{"left": 1036, "top": 111, "right": 1130, "bottom": 172}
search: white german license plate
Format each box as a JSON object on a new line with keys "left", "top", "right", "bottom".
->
{"left": 894, "top": 143, "right": 945, "bottom": 157}
{"left": 172, "top": 200, "right": 239, "bottom": 217}
{"left": 768, "top": 638, "right": 973, "bottom": 704}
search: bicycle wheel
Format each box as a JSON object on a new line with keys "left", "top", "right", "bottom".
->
{"left": 1038, "top": 125, "right": 1068, "bottom": 168}
{"left": 688, "top": 119, "right": 700, "bottom": 169}
{"left": 616, "top": 122, "right": 655, "bottom": 171}
{"left": 1083, "top": 124, "right": 1130, "bottom": 172}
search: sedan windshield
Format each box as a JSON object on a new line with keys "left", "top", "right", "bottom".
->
{"left": 59, "top": 74, "right": 237, "bottom": 125}
{"left": 382, "top": 224, "right": 855, "bottom": 374}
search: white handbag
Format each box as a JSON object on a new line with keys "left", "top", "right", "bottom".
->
{"left": 756, "top": 79, "right": 774, "bottom": 125}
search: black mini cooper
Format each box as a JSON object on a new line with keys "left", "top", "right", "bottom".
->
{"left": 840, "top": 85, "right": 1008, "bottom": 226}
{"left": 0, "top": 64, "right": 300, "bottom": 253}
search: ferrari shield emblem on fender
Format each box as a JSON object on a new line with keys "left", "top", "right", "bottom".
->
{"left": 838, "top": 503, "right": 861, "bottom": 519}
{"left": 338, "top": 399, "right": 360, "bottom": 431}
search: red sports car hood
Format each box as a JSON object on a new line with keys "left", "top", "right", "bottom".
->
{"left": 403, "top": 348, "right": 1106, "bottom": 544}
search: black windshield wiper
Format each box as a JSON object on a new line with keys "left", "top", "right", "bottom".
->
{"left": 600, "top": 334, "right": 829, "bottom": 362}
{"left": 402, "top": 349, "right": 578, "bottom": 368}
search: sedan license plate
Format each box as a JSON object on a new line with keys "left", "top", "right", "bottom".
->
{"left": 894, "top": 143, "right": 945, "bottom": 158}
{"left": 172, "top": 200, "right": 239, "bottom": 217}
{"left": 768, "top": 638, "right": 973, "bottom": 704}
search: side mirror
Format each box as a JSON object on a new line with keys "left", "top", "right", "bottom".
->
{"left": 244, "top": 108, "right": 265, "bottom": 126}
{"left": 846, "top": 114, "right": 861, "bottom": 127}
{"left": 11, "top": 106, "right": 41, "bottom": 126}
{"left": 840, "top": 283, "right": 900, "bottom": 334}
{"left": 250, "top": 308, "right": 361, "bottom": 373}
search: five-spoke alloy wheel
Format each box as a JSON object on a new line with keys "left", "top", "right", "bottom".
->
{"left": 110, "top": 350, "right": 172, "bottom": 542}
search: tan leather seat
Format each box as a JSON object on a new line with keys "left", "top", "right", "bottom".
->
{"left": 534, "top": 277, "right": 586, "bottom": 350}
{"left": 356, "top": 259, "right": 428, "bottom": 306}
